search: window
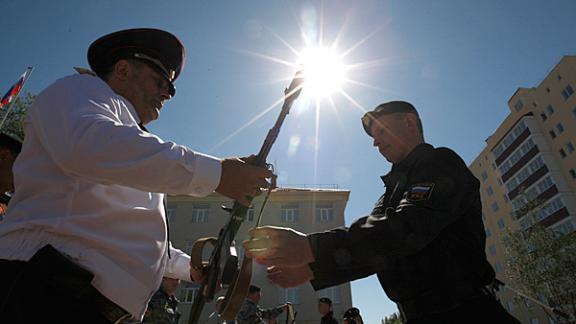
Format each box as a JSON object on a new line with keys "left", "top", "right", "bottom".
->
{"left": 549, "top": 129, "right": 556, "bottom": 139}
{"left": 530, "top": 318, "right": 539, "bottom": 324}
{"left": 551, "top": 219, "right": 575, "bottom": 235}
{"left": 507, "top": 301, "right": 515, "bottom": 312}
{"left": 491, "top": 202, "right": 500, "bottom": 212}
{"left": 561, "top": 84, "right": 574, "bottom": 100}
{"left": 505, "top": 156, "right": 545, "bottom": 193}
{"left": 181, "top": 282, "right": 201, "bottom": 303}
{"left": 560, "top": 148, "right": 566, "bottom": 159}
{"left": 166, "top": 206, "right": 176, "bottom": 224}
{"left": 498, "top": 138, "right": 537, "bottom": 175}
{"left": 493, "top": 121, "right": 527, "bottom": 160}
{"left": 570, "top": 169, "right": 576, "bottom": 179}
{"left": 318, "top": 286, "right": 341, "bottom": 304}
{"left": 533, "top": 197, "right": 565, "bottom": 224}
{"left": 556, "top": 123, "right": 564, "bottom": 133}
{"left": 540, "top": 112, "right": 547, "bottom": 121}
{"left": 278, "top": 287, "right": 300, "bottom": 304}
{"left": 281, "top": 204, "right": 299, "bottom": 223}
{"left": 191, "top": 204, "right": 209, "bottom": 223}
{"left": 488, "top": 245, "right": 496, "bottom": 256}
{"left": 247, "top": 207, "right": 255, "bottom": 222}
{"left": 485, "top": 228, "right": 492, "bottom": 238}
{"left": 546, "top": 105, "right": 554, "bottom": 115}
{"left": 481, "top": 171, "right": 488, "bottom": 182}
{"left": 566, "top": 142, "right": 575, "bottom": 154}
{"left": 497, "top": 218, "right": 505, "bottom": 229}
{"left": 514, "top": 100, "right": 524, "bottom": 111}
{"left": 486, "top": 186, "right": 494, "bottom": 197}
{"left": 494, "top": 262, "right": 502, "bottom": 273}
{"left": 316, "top": 203, "right": 334, "bottom": 222}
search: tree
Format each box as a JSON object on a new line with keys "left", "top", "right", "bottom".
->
{"left": 382, "top": 312, "right": 402, "bottom": 324}
{"left": 0, "top": 91, "right": 34, "bottom": 139}
{"left": 504, "top": 189, "right": 576, "bottom": 321}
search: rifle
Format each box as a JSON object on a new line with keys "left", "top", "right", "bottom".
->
{"left": 188, "top": 70, "right": 304, "bottom": 323}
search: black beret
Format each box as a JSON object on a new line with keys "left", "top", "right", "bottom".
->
{"left": 343, "top": 307, "right": 360, "bottom": 318}
{"left": 88, "top": 28, "right": 185, "bottom": 96}
{"left": 249, "top": 285, "right": 261, "bottom": 293}
{"left": 318, "top": 297, "right": 332, "bottom": 305}
{"left": 361, "top": 101, "right": 418, "bottom": 137}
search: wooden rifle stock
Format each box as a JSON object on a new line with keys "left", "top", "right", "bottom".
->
{"left": 188, "top": 71, "right": 303, "bottom": 324}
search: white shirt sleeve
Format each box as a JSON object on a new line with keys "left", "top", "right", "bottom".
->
{"left": 164, "top": 244, "right": 193, "bottom": 282}
{"left": 28, "top": 75, "right": 221, "bottom": 196}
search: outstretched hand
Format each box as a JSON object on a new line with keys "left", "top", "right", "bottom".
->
{"left": 215, "top": 156, "right": 273, "bottom": 206}
{"left": 243, "top": 226, "right": 315, "bottom": 267}
{"left": 267, "top": 265, "right": 314, "bottom": 288}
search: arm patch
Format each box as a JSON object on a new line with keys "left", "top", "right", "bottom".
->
{"left": 406, "top": 183, "right": 435, "bottom": 201}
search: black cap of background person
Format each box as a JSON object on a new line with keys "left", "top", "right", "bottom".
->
{"left": 249, "top": 285, "right": 262, "bottom": 294}
{"left": 87, "top": 28, "right": 185, "bottom": 97}
{"left": 0, "top": 133, "right": 23, "bottom": 154}
{"left": 343, "top": 307, "right": 360, "bottom": 318}
{"left": 361, "top": 101, "right": 418, "bottom": 137}
{"left": 318, "top": 297, "right": 332, "bottom": 305}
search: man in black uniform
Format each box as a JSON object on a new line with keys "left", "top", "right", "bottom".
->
{"left": 244, "top": 101, "right": 520, "bottom": 323}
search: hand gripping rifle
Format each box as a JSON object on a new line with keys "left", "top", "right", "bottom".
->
{"left": 188, "top": 70, "right": 304, "bottom": 324}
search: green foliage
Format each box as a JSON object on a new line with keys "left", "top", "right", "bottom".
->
{"left": 504, "top": 197, "right": 576, "bottom": 319}
{"left": 382, "top": 312, "right": 402, "bottom": 324}
{"left": 0, "top": 91, "right": 34, "bottom": 140}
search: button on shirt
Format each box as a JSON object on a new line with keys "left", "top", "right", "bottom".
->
{"left": 0, "top": 74, "right": 222, "bottom": 320}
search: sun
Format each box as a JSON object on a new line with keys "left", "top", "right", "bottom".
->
{"left": 298, "top": 46, "right": 347, "bottom": 100}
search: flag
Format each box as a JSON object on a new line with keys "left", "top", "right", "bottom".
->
{"left": 0, "top": 67, "right": 32, "bottom": 110}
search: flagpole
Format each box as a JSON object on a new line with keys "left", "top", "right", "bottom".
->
{"left": 0, "top": 67, "right": 34, "bottom": 131}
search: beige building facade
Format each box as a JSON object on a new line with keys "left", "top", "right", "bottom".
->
{"left": 167, "top": 187, "right": 353, "bottom": 323}
{"left": 469, "top": 56, "right": 576, "bottom": 323}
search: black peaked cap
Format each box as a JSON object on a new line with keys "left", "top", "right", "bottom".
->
{"left": 87, "top": 28, "right": 185, "bottom": 96}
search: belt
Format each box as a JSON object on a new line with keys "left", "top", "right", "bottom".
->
{"left": 397, "top": 286, "right": 493, "bottom": 320}
{"left": 26, "top": 245, "right": 133, "bottom": 324}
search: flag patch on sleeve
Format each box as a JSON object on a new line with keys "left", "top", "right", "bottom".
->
{"left": 406, "top": 183, "right": 434, "bottom": 201}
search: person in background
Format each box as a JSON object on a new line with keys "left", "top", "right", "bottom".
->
{"left": 318, "top": 297, "right": 338, "bottom": 324}
{"left": 236, "top": 285, "right": 290, "bottom": 324}
{"left": 342, "top": 307, "right": 363, "bottom": 324}
{"left": 141, "top": 277, "right": 181, "bottom": 324}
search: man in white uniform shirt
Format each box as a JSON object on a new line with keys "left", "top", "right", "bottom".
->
{"left": 0, "top": 28, "right": 273, "bottom": 323}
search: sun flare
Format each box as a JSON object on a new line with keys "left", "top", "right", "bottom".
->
{"left": 298, "top": 46, "right": 347, "bottom": 100}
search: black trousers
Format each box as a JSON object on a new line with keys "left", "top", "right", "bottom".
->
{"left": 405, "top": 294, "right": 521, "bottom": 324}
{"left": 0, "top": 258, "right": 111, "bottom": 324}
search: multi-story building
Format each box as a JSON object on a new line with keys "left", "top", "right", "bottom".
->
{"left": 167, "top": 186, "right": 353, "bottom": 323}
{"left": 470, "top": 56, "right": 576, "bottom": 323}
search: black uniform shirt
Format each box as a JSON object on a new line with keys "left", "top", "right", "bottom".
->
{"left": 308, "top": 143, "right": 495, "bottom": 303}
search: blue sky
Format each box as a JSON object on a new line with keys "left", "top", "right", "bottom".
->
{"left": 2, "top": 0, "right": 576, "bottom": 321}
